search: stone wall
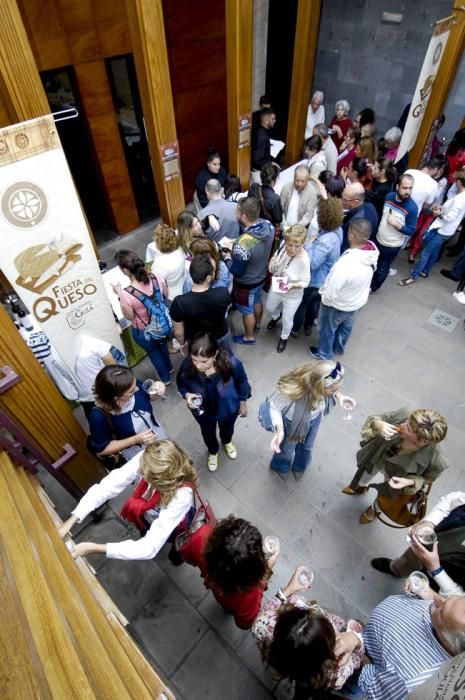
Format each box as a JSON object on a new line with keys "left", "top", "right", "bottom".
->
{"left": 312, "top": 0, "right": 459, "bottom": 141}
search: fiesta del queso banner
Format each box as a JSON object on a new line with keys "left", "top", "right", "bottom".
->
{"left": 0, "top": 115, "right": 121, "bottom": 371}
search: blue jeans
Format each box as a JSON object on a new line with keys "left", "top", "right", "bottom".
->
{"left": 317, "top": 303, "right": 356, "bottom": 359}
{"left": 371, "top": 241, "right": 402, "bottom": 291}
{"left": 412, "top": 231, "right": 449, "bottom": 279}
{"left": 131, "top": 327, "right": 172, "bottom": 383}
{"left": 270, "top": 414, "right": 322, "bottom": 474}
{"left": 292, "top": 286, "right": 321, "bottom": 332}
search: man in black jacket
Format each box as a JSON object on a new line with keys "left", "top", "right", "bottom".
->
{"left": 251, "top": 108, "right": 276, "bottom": 183}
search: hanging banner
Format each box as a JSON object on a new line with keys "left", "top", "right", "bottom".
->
{"left": 396, "top": 14, "right": 454, "bottom": 163}
{"left": 0, "top": 115, "right": 121, "bottom": 372}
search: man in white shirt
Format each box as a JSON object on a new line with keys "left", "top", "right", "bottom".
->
{"left": 280, "top": 166, "right": 317, "bottom": 227}
{"left": 372, "top": 491, "right": 465, "bottom": 599}
{"left": 405, "top": 156, "right": 444, "bottom": 211}
{"left": 400, "top": 168, "right": 465, "bottom": 285}
{"left": 75, "top": 334, "right": 125, "bottom": 417}
{"left": 310, "top": 218, "right": 379, "bottom": 359}
{"left": 313, "top": 123, "right": 338, "bottom": 175}
{"left": 305, "top": 90, "right": 325, "bottom": 139}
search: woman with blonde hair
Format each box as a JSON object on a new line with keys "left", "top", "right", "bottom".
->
{"left": 355, "top": 136, "right": 377, "bottom": 164}
{"left": 269, "top": 360, "right": 355, "bottom": 480}
{"left": 145, "top": 222, "right": 186, "bottom": 300}
{"left": 343, "top": 408, "right": 449, "bottom": 524}
{"left": 59, "top": 440, "right": 199, "bottom": 562}
{"left": 266, "top": 225, "right": 310, "bottom": 353}
{"left": 177, "top": 210, "right": 204, "bottom": 255}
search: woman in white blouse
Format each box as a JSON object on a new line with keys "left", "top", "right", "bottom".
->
{"left": 145, "top": 223, "right": 187, "bottom": 300}
{"left": 59, "top": 440, "right": 198, "bottom": 562}
{"left": 269, "top": 361, "right": 355, "bottom": 480}
{"left": 266, "top": 225, "right": 310, "bottom": 353}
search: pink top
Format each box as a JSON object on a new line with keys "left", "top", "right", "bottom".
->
{"left": 251, "top": 593, "right": 364, "bottom": 690}
{"left": 119, "top": 273, "right": 168, "bottom": 331}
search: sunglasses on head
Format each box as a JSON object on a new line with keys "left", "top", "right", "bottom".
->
{"left": 325, "top": 362, "right": 341, "bottom": 379}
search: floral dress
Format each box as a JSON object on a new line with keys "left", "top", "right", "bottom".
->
{"left": 251, "top": 593, "right": 364, "bottom": 690}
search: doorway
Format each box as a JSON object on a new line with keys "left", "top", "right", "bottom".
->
{"left": 40, "top": 67, "right": 112, "bottom": 235}
{"left": 106, "top": 54, "right": 159, "bottom": 222}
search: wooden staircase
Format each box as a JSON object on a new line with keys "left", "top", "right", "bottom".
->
{"left": 0, "top": 450, "right": 175, "bottom": 699}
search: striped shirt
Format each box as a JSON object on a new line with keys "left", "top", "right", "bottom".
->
{"left": 359, "top": 595, "right": 450, "bottom": 700}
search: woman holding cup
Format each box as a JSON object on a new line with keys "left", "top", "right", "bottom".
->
{"left": 179, "top": 515, "right": 277, "bottom": 629}
{"left": 87, "top": 365, "right": 167, "bottom": 465}
{"left": 251, "top": 566, "right": 364, "bottom": 694}
{"left": 176, "top": 332, "right": 250, "bottom": 472}
{"left": 343, "top": 408, "right": 449, "bottom": 524}
{"left": 268, "top": 360, "right": 355, "bottom": 481}
{"left": 265, "top": 225, "right": 310, "bottom": 353}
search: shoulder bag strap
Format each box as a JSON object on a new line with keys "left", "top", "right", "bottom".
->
{"left": 181, "top": 481, "right": 211, "bottom": 519}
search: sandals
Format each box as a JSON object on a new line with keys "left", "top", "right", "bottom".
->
{"left": 398, "top": 277, "right": 415, "bottom": 287}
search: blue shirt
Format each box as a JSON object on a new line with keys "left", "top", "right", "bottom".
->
{"left": 359, "top": 595, "right": 450, "bottom": 700}
{"left": 305, "top": 227, "right": 343, "bottom": 288}
{"left": 176, "top": 355, "right": 250, "bottom": 421}
{"left": 88, "top": 380, "right": 158, "bottom": 453}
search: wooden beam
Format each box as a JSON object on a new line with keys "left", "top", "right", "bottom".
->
{"left": 409, "top": 1, "right": 465, "bottom": 167}
{"left": 0, "top": 0, "right": 50, "bottom": 123}
{"left": 225, "top": 0, "right": 253, "bottom": 189}
{"left": 125, "top": 0, "right": 185, "bottom": 226}
{"left": 285, "top": 0, "right": 322, "bottom": 166}
{"left": 0, "top": 304, "right": 106, "bottom": 492}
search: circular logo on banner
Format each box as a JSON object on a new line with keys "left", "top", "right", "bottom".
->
{"left": 1, "top": 181, "right": 47, "bottom": 227}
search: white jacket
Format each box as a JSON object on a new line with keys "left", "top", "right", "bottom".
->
{"left": 72, "top": 451, "right": 193, "bottom": 560}
{"left": 319, "top": 242, "right": 379, "bottom": 311}
{"left": 423, "top": 491, "right": 465, "bottom": 597}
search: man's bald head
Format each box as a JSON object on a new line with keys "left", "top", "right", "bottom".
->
{"left": 342, "top": 182, "right": 365, "bottom": 210}
{"left": 294, "top": 166, "right": 310, "bottom": 193}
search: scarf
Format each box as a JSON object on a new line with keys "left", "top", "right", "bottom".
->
{"left": 121, "top": 478, "right": 161, "bottom": 531}
{"left": 287, "top": 395, "right": 335, "bottom": 443}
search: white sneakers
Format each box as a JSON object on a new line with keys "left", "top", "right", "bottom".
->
{"left": 223, "top": 442, "right": 238, "bottom": 459}
{"left": 207, "top": 443, "right": 238, "bottom": 471}
{"left": 453, "top": 291, "right": 465, "bottom": 304}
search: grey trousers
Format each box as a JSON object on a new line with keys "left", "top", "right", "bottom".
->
{"left": 389, "top": 546, "right": 421, "bottom": 577}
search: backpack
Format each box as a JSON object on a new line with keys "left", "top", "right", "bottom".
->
{"left": 126, "top": 274, "right": 173, "bottom": 341}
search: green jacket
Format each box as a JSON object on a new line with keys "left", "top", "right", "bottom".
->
{"left": 355, "top": 408, "right": 449, "bottom": 498}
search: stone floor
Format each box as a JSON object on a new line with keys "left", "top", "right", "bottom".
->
{"left": 42, "top": 224, "right": 465, "bottom": 699}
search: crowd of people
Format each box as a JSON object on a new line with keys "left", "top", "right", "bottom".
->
{"left": 57, "top": 94, "right": 465, "bottom": 699}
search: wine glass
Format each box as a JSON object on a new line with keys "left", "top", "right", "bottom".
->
{"left": 142, "top": 378, "right": 167, "bottom": 400}
{"left": 298, "top": 567, "right": 314, "bottom": 588}
{"left": 342, "top": 399, "right": 355, "bottom": 421}
{"left": 263, "top": 535, "right": 280, "bottom": 556}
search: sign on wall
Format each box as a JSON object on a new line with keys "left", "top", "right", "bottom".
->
{"left": 396, "top": 15, "right": 454, "bottom": 163}
{"left": 0, "top": 115, "right": 121, "bottom": 371}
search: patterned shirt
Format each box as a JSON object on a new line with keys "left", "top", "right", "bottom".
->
{"left": 360, "top": 595, "right": 450, "bottom": 699}
{"left": 251, "top": 593, "right": 364, "bottom": 690}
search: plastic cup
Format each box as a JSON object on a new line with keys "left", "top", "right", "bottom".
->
{"left": 417, "top": 527, "right": 437, "bottom": 552}
{"left": 405, "top": 571, "right": 429, "bottom": 596}
{"left": 298, "top": 567, "right": 314, "bottom": 588}
{"left": 263, "top": 535, "right": 280, "bottom": 556}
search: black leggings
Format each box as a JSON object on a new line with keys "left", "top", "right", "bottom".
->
{"left": 193, "top": 412, "right": 238, "bottom": 454}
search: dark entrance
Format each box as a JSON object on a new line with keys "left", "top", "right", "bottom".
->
{"left": 40, "top": 66, "right": 112, "bottom": 237}
{"left": 106, "top": 54, "right": 159, "bottom": 222}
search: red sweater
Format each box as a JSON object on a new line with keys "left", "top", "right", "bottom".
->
{"left": 330, "top": 116, "right": 353, "bottom": 150}
{"left": 184, "top": 524, "right": 268, "bottom": 630}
